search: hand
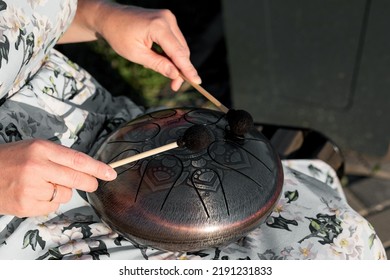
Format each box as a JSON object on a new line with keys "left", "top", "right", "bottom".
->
{"left": 99, "top": 4, "right": 202, "bottom": 91}
{"left": 0, "top": 139, "right": 117, "bottom": 217}
{"left": 62, "top": 0, "right": 202, "bottom": 91}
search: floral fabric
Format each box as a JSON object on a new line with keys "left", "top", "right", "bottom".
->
{"left": 0, "top": 0, "right": 143, "bottom": 151}
{"left": 0, "top": 160, "right": 386, "bottom": 260}
{"left": 0, "top": 0, "right": 386, "bottom": 260}
{"left": 0, "top": 0, "right": 77, "bottom": 100}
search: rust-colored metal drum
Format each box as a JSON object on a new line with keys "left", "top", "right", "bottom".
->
{"left": 87, "top": 108, "right": 283, "bottom": 252}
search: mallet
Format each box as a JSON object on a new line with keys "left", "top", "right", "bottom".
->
{"left": 109, "top": 124, "right": 214, "bottom": 169}
{"left": 179, "top": 73, "right": 254, "bottom": 136}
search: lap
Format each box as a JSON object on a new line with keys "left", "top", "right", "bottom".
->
{"left": 0, "top": 160, "right": 385, "bottom": 260}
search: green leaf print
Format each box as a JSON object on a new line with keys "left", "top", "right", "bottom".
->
{"left": 22, "top": 229, "right": 46, "bottom": 251}
{"left": 24, "top": 32, "right": 35, "bottom": 65}
{"left": 284, "top": 190, "right": 299, "bottom": 203}
{"left": 0, "top": 34, "right": 9, "bottom": 67}
{"left": 14, "top": 29, "right": 24, "bottom": 50}
{"left": 266, "top": 215, "right": 298, "bottom": 231}
{"left": 45, "top": 37, "right": 57, "bottom": 53}
{"left": 299, "top": 213, "right": 343, "bottom": 245}
{"left": 36, "top": 247, "right": 64, "bottom": 260}
{"left": 89, "top": 240, "right": 110, "bottom": 260}
{"left": 63, "top": 222, "right": 94, "bottom": 238}
{"left": 310, "top": 220, "right": 321, "bottom": 231}
{"left": 42, "top": 86, "right": 55, "bottom": 95}
{"left": 368, "top": 233, "right": 376, "bottom": 249}
{"left": 37, "top": 240, "right": 111, "bottom": 260}
{"left": 114, "top": 235, "right": 126, "bottom": 246}
{"left": 308, "top": 164, "right": 322, "bottom": 176}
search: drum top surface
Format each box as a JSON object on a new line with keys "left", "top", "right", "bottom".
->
{"left": 88, "top": 108, "right": 283, "bottom": 251}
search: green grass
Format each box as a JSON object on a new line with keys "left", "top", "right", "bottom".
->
{"left": 89, "top": 39, "right": 211, "bottom": 109}
{"left": 91, "top": 40, "right": 169, "bottom": 107}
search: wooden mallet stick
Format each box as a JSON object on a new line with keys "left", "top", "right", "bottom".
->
{"left": 108, "top": 124, "right": 214, "bottom": 169}
{"left": 109, "top": 142, "right": 178, "bottom": 169}
{"left": 178, "top": 72, "right": 229, "bottom": 113}
{"left": 153, "top": 43, "right": 228, "bottom": 113}
{"left": 153, "top": 44, "right": 253, "bottom": 136}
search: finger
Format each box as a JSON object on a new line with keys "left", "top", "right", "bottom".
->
{"left": 164, "top": 14, "right": 189, "bottom": 51}
{"left": 52, "top": 185, "right": 73, "bottom": 204}
{"left": 22, "top": 179, "right": 75, "bottom": 202}
{"left": 171, "top": 77, "right": 184, "bottom": 92}
{"left": 42, "top": 162, "right": 99, "bottom": 192}
{"left": 153, "top": 30, "right": 201, "bottom": 84}
{"left": 45, "top": 142, "right": 117, "bottom": 181}
{"left": 37, "top": 184, "right": 73, "bottom": 204}
{"left": 22, "top": 181, "right": 57, "bottom": 201}
{"left": 152, "top": 9, "right": 189, "bottom": 51}
{"left": 141, "top": 49, "right": 181, "bottom": 79}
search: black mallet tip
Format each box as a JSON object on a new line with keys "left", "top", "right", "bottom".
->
{"left": 177, "top": 124, "right": 214, "bottom": 151}
{"left": 226, "top": 109, "right": 254, "bottom": 136}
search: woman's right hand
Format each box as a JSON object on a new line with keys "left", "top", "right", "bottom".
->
{"left": 60, "top": 0, "right": 201, "bottom": 92}
{"left": 0, "top": 139, "right": 117, "bottom": 217}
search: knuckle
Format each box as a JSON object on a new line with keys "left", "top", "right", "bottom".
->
{"left": 95, "top": 163, "right": 107, "bottom": 179}
{"left": 20, "top": 158, "right": 40, "bottom": 175}
{"left": 24, "top": 139, "right": 47, "bottom": 157}
{"left": 71, "top": 151, "right": 88, "bottom": 167}
{"left": 175, "top": 47, "right": 190, "bottom": 58}
{"left": 157, "top": 9, "right": 175, "bottom": 21}
{"left": 28, "top": 138, "right": 48, "bottom": 150}
{"left": 151, "top": 9, "right": 175, "bottom": 29}
{"left": 70, "top": 171, "right": 82, "bottom": 188}
{"left": 70, "top": 171, "right": 98, "bottom": 192}
{"left": 151, "top": 58, "right": 167, "bottom": 74}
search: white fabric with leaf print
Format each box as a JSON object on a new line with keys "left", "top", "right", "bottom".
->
{"left": 0, "top": 0, "right": 77, "bottom": 100}
{"left": 0, "top": 0, "right": 387, "bottom": 260}
{"left": 0, "top": 160, "right": 386, "bottom": 260}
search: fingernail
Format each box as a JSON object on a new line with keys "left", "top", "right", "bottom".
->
{"left": 193, "top": 75, "right": 202, "bottom": 84}
{"left": 105, "top": 168, "right": 117, "bottom": 180}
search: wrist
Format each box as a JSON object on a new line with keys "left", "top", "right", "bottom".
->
{"left": 77, "top": 0, "right": 118, "bottom": 40}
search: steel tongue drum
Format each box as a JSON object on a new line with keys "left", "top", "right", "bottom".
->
{"left": 87, "top": 107, "right": 283, "bottom": 252}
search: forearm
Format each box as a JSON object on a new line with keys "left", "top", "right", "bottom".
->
{"left": 57, "top": 0, "right": 114, "bottom": 44}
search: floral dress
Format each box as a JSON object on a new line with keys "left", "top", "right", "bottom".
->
{"left": 0, "top": 0, "right": 386, "bottom": 260}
